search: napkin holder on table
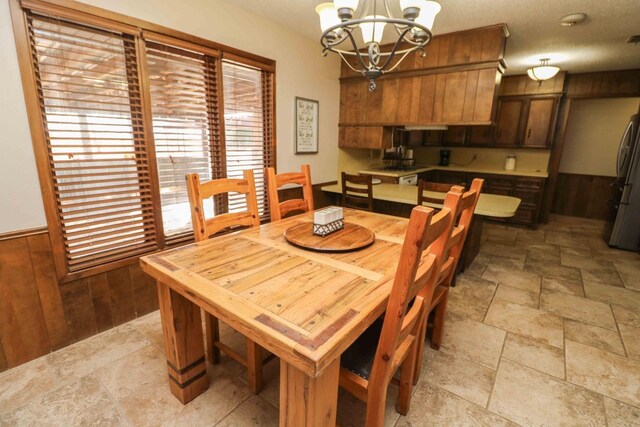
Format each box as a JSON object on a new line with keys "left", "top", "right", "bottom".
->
{"left": 313, "top": 207, "right": 344, "bottom": 237}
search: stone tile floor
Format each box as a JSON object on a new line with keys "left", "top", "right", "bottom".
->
{"left": 1, "top": 215, "right": 640, "bottom": 426}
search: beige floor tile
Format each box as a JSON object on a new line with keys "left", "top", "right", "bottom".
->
{"left": 584, "top": 282, "right": 640, "bottom": 310}
{"left": 566, "top": 340, "right": 640, "bottom": 408}
{"left": 524, "top": 259, "right": 582, "bottom": 282}
{"left": 463, "top": 252, "right": 491, "bottom": 278}
{"left": 484, "top": 298, "right": 564, "bottom": 348}
{"left": 501, "top": 333, "right": 565, "bottom": 379}
{"left": 545, "top": 231, "right": 590, "bottom": 249}
{"left": 0, "top": 357, "right": 65, "bottom": 413}
{"left": 130, "top": 310, "right": 164, "bottom": 352}
{"left": 256, "top": 358, "right": 280, "bottom": 409}
{"left": 0, "top": 375, "right": 127, "bottom": 426}
{"left": 514, "top": 229, "right": 546, "bottom": 246}
{"left": 479, "top": 242, "right": 527, "bottom": 260}
{"left": 618, "top": 324, "right": 640, "bottom": 361}
{"left": 482, "top": 263, "right": 541, "bottom": 293}
{"left": 216, "top": 395, "right": 278, "bottom": 427}
{"left": 561, "top": 252, "right": 612, "bottom": 270}
{"left": 564, "top": 319, "right": 625, "bottom": 356}
{"left": 488, "top": 256, "right": 525, "bottom": 271}
{"left": 396, "top": 382, "right": 517, "bottom": 427}
{"left": 541, "top": 276, "right": 585, "bottom": 297}
{"left": 95, "top": 344, "right": 251, "bottom": 426}
{"left": 447, "top": 275, "right": 497, "bottom": 322}
{"left": 439, "top": 313, "right": 506, "bottom": 369}
{"left": 612, "top": 305, "right": 640, "bottom": 328}
{"left": 489, "top": 359, "right": 606, "bottom": 426}
{"left": 526, "top": 247, "right": 562, "bottom": 265}
{"left": 46, "top": 323, "right": 150, "bottom": 381}
{"left": 540, "top": 289, "right": 617, "bottom": 330}
{"left": 494, "top": 284, "right": 539, "bottom": 308}
{"left": 420, "top": 348, "right": 496, "bottom": 407}
{"left": 604, "top": 397, "right": 640, "bottom": 427}
{"left": 560, "top": 246, "right": 592, "bottom": 259}
{"left": 580, "top": 266, "right": 624, "bottom": 287}
{"left": 485, "top": 228, "right": 518, "bottom": 246}
{"left": 336, "top": 384, "right": 400, "bottom": 427}
{"left": 614, "top": 260, "right": 640, "bottom": 291}
{"left": 592, "top": 247, "right": 640, "bottom": 264}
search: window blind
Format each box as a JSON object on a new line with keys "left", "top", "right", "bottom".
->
{"left": 145, "top": 41, "right": 221, "bottom": 240}
{"left": 27, "top": 13, "right": 158, "bottom": 271}
{"left": 222, "top": 61, "right": 274, "bottom": 220}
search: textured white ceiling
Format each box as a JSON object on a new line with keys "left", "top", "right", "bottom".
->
{"left": 221, "top": 0, "right": 640, "bottom": 75}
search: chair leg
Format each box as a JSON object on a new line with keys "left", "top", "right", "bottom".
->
{"left": 205, "top": 313, "right": 220, "bottom": 364}
{"left": 365, "top": 391, "right": 387, "bottom": 427}
{"left": 246, "top": 339, "right": 263, "bottom": 394}
{"left": 430, "top": 293, "right": 449, "bottom": 350}
{"left": 397, "top": 342, "right": 418, "bottom": 416}
{"left": 412, "top": 319, "right": 428, "bottom": 386}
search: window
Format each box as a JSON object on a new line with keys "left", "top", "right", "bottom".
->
{"left": 14, "top": 0, "right": 275, "bottom": 281}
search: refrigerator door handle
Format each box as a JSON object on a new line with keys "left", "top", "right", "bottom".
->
{"left": 617, "top": 121, "right": 633, "bottom": 177}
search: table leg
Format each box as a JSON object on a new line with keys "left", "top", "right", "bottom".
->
{"left": 280, "top": 358, "right": 339, "bottom": 427}
{"left": 157, "top": 281, "right": 209, "bottom": 404}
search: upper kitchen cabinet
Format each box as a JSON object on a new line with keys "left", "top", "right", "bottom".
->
{"left": 493, "top": 94, "right": 561, "bottom": 148}
{"left": 338, "top": 126, "right": 392, "bottom": 149}
{"left": 338, "top": 25, "right": 508, "bottom": 131}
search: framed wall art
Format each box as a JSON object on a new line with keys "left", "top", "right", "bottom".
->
{"left": 295, "top": 97, "right": 319, "bottom": 154}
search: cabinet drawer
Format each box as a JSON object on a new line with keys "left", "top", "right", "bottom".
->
{"left": 489, "top": 186, "right": 514, "bottom": 196}
{"left": 437, "top": 171, "right": 467, "bottom": 187}
{"left": 514, "top": 188, "right": 540, "bottom": 206}
{"left": 516, "top": 178, "right": 544, "bottom": 189}
{"left": 491, "top": 176, "right": 515, "bottom": 188}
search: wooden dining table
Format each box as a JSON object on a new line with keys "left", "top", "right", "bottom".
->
{"left": 140, "top": 208, "right": 412, "bottom": 426}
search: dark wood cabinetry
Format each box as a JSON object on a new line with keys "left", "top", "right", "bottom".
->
{"left": 443, "top": 126, "right": 468, "bottom": 145}
{"left": 339, "top": 126, "right": 392, "bottom": 149}
{"left": 423, "top": 170, "right": 546, "bottom": 225}
{"left": 468, "top": 126, "right": 494, "bottom": 145}
{"left": 493, "top": 95, "right": 560, "bottom": 148}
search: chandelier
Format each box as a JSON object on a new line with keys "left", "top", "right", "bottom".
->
{"left": 527, "top": 58, "right": 560, "bottom": 84}
{"left": 316, "top": 0, "right": 441, "bottom": 91}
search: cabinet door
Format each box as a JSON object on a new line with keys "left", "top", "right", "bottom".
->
{"left": 436, "top": 171, "right": 467, "bottom": 187}
{"left": 443, "top": 126, "right": 468, "bottom": 145}
{"left": 468, "top": 126, "right": 494, "bottom": 146}
{"left": 339, "top": 126, "right": 392, "bottom": 149}
{"left": 495, "top": 98, "right": 524, "bottom": 146}
{"left": 523, "top": 98, "right": 556, "bottom": 148}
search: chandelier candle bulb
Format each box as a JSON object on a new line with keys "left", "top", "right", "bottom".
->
{"left": 316, "top": 3, "right": 341, "bottom": 33}
{"left": 360, "top": 16, "right": 387, "bottom": 44}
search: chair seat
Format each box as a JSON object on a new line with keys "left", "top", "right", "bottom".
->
{"left": 340, "top": 317, "right": 384, "bottom": 380}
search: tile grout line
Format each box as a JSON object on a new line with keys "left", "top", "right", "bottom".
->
{"left": 485, "top": 330, "right": 508, "bottom": 411}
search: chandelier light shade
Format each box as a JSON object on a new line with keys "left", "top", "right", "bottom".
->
{"left": 316, "top": 0, "right": 441, "bottom": 91}
{"left": 527, "top": 58, "right": 561, "bottom": 84}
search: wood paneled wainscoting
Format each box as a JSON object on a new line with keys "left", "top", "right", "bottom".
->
{"left": 551, "top": 173, "right": 617, "bottom": 221}
{"left": 0, "top": 228, "right": 159, "bottom": 372}
{"left": 0, "top": 181, "right": 335, "bottom": 373}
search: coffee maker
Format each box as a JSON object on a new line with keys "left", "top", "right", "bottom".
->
{"left": 439, "top": 149, "right": 450, "bottom": 166}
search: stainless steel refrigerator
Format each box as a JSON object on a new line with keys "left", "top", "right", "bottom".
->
{"left": 609, "top": 113, "right": 640, "bottom": 251}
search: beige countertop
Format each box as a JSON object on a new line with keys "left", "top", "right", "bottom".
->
{"left": 359, "top": 164, "right": 549, "bottom": 178}
{"left": 321, "top": 183, "right": 521, "bottom": 218}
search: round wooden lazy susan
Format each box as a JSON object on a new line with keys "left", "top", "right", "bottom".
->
{"left": 284, "top": 222, "right": 375, "bottom": 252}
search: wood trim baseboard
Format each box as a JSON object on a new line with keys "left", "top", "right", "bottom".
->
{"left": 0, "top": 226, "right": 48, "bottom": 241}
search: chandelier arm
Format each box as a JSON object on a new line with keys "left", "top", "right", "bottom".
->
{"left": 337, "top": 51, "right": 362, "bottom": 73}
{"left": 342, "top": 28, "right": 373, "bottom": 72}
{"left": 377, "top": 26, "right": 414, "bottom": 71}
{"left": 384, "top": 48, "right": 417, "bottom": 73}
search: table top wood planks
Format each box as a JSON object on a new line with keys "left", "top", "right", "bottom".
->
{"left": 140, "top": 208, "right": 412, "bottom": 426}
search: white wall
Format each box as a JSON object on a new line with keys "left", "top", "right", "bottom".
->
{"left": 560, "top": 98, "right": 640, "bottom": 177}
{"left": 0, "top": 0, "right": 341, "bottom": 233}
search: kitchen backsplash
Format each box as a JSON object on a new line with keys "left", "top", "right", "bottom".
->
{"left": 337, "top": 146, "right": 551, "bottom": 174}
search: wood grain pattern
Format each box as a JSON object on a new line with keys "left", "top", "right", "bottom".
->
{"left": 88, "top": 273, "right": 114, "bottom": 333}
{"left": 551, "top": 173, "right": 617, "bottom": 221}
{"left": 499, "top": 73, "right": 566, "bottom": 96}
{"left": 0, "top": 338, "right": 7, "bottom": 373}
{"left": 130, "top": 264, "right": 159, "bottom": 316}
{"left": 0, "top": 239, "right": 51, "bottom": 367}
{"left": 107, "top": 267, "right": 136, "bottom": 326}
{"left": 60, "top": 278, "right": 98, "bottom": 343}
{"left": 284, "top": 222, "right": 375, "bottom": 252}
{"left": 26, "top": 233, "right": 70, "bottom": 350}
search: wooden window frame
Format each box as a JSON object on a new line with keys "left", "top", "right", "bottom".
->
{"left": 9, "top": 0, "right": 277, "bottom": 283}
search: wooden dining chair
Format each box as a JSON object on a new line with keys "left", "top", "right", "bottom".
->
{"left": 185, "top": 169, "right": 266, "bottom": 393}
{"left": 265, "top": 164, "right": 314, "bottom": 221}
{"left": 413, "top": 178, "right": 484, "bottom": 381}
{"left": 339, "top": 200, "right": 458, "bottom": 426}
{"left": 341, "top": 172, "right": 374, "bottom": 211}
{"left": 417, "top": 180, "right": 464, "bottom": 205}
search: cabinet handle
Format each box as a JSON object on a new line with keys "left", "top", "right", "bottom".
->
{"left": 527, "top": 128, "right": 532, "bottom": 138}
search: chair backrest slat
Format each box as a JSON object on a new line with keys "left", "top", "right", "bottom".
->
{"left": 342, "top": 172, "right": 373, "bottom": 211}
{"left": 266, "top": 165, "right": 314, "bottom": 221}
{"left": 418, "top": 180, "right": 465, "bottom": 205}
{"left": 186, "top": 169, "right": 260, "bottom": 241}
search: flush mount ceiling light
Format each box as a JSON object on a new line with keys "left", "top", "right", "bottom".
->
{"left": 316, "top": 0, "right": 441, "bottom": 91}
{"left": 560, "top": 13, "right": 587, "bottom": 27}
{"left": 527, "top": 58, "right": 560, "bottom": 84}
